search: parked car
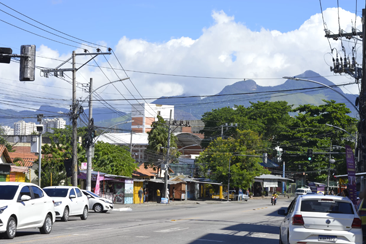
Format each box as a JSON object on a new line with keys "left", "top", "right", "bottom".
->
{"left": 278, "top": 195, "right": 362, "bottom": 244}
{"left": 240, "top": 193, "right": 249, "bottom": 201}
{"left": 223, "top": 190, "right": 237, "bottom": 200}
{"left": 0, "top": 182, "right": 55, "bottom": 239}
{"left": 295, "top": 188, "right": 312, "bottom": 196}
{"left": 43, "top": 186, "right": 89, "bottom": 222}
{"left": 82, "top": 190, "right": 113, "bottom": 213}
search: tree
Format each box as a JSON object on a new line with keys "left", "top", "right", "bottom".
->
{"left": 200, "top": 101, "right": 294, "bottom": 148}
{"left": 146, "top": 115, "right": 181, "bottom": 167}
{"left": 195, "top": 129, "right": 270, "bottom": 189}
{"left": 276, "top": 100, "right": 357, "bottom": 182}
{"left": 92, "top": 141, "right": 137, "bottom": 176}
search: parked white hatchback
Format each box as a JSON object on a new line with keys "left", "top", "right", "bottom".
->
{"left": 278, "top": 195, "right": 362, "bottom": 244}
{"left": 82, "top": 190, "right": 114, "bottom": 213}
{"left": 43, "top": 186, "right": 89, "bottom": 222}
{"left": 0, "top": 182, "right": 55, "bottom": 239}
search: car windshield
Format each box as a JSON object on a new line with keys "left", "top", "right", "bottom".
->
{"left": 84, "top": 190, "right": 99, "bottom": 198}
{"left": 301, "top": 199, "right": 354, "bottom": 214}
{"left": 0, "top": 185, "right": 19, "bottom": 200}
{"left": 44, "top": 188, "right": 69, "bottom": 197}
{"left": 296, "top": 189, "right": 305, "bottom": 193}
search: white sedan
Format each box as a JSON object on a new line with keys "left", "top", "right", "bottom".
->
{"left": 0, "top": 182, "right": 56, "bottom": 239}
{"left": 278, "top": 195, "right": 362, "bottom": 244}
{"left": 82, "top": 190, "right": 114, "bottom": 213}
{"left": 43, "top": 186, "right": 89, "bottom": 222}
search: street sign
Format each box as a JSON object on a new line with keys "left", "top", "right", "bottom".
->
{"left": 0, "top": 47, "right": 12, "bottom": 64}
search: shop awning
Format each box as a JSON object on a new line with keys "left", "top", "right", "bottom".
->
{"left": 334, "top": 172, "right": 366, "bottom": 178}
{"left": 254, "top": 174, "right": 293, "bottom": 182}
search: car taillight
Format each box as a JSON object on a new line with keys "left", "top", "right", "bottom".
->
{"left": 352, "top": 218, "right": 362, "bottom": 228}
{"left": 292, "top": 215, "right": 304, "bottom": 225}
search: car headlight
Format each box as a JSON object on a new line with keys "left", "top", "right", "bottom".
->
{"left": 53, "top": 201, "right": 62, "bottom": 207}
{"left": 0, "top": 206, "right": 8, "bottom": 214}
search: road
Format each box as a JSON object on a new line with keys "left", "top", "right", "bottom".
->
{"left": 1, "top": 197, "right": 293, "bottom": 244}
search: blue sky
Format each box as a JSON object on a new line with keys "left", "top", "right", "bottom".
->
{"left": 0, "top": 0, "right": 363, "bottom": 111}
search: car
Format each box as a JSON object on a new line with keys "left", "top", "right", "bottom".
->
{"left": 82, "top": 190, "right": 114, "bottom": 213}
{"left": 278, "top": 195, "right": 362, "bottom": 244}
{"left": 43, "top": 186, "right": 89, "bottom": 222}
{"left": 295, "top": 188, "right": 312, "bottom": 196}
{"left": 0, "top": 182, "right": 56, "bottom": 239}
{"left": 240, "top": 193, "right": 249, "bottom": 201}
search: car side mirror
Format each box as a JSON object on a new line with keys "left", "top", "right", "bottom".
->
{"left": 20, "top": 195, "right": 31, "bottom": 201}
{"left": 70, "top": 194, "right": 76, "bottom": 199}
{"left": 277, "top": 209, "right": 287, "bottom": 216}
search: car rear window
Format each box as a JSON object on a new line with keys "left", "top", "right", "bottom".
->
{"left": 44, "top": 188, "right": 69, "bottom": 197}
{"left": 301, "top": 199, "right": 354, "bottom": 214}
{"left": 0, "top": 185, "right": 19, "bottom": 200}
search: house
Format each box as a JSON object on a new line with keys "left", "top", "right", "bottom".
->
{"left": 0, "top": 145, "right": 29, "bottom": 182}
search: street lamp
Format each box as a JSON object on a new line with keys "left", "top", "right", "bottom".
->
{"left": 283, "top": 77, "right": 359, "bottom": 113}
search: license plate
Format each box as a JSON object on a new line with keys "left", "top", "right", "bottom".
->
{"left": 318, "top": 235, "right": 337, "bottom": 242}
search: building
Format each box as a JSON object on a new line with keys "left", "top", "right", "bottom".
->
{"left": 131, "top": 103, "right": 174, "bottom": 133}
{"left": 0, "top": 126, "right": 14, "bottom": 135}
{"left": 14, "top": 121, "right": 37, "bottom": 135}
{"left": 42, "top": 118, "right": 66, "bottom": 134}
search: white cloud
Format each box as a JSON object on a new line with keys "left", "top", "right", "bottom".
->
{"left": 0, "top": 8, "right": 361, "bottom": 113}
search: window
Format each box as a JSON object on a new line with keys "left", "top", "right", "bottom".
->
{"left": 69, "top": 188, "right": 76, "bottom": 197}
{"left": 75, "top": 188, "right": 82, "bottom": 197}
{"left": 18, "top": 186, "right": 31, "bottom": 201}
{"left": 301, "top": 199, "right": 354, "bottom": 214}
{"left": 44, "top": 188, "right": 68, "bottom": 197}
{"left": 0, "top": 185, "right": 19, "bottom": 200}
{"left": 31, "top": 186, "right": 44, "bottom": 198}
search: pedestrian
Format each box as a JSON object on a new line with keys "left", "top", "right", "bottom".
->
{"left": 156, "top": 189, "right": 161, "bottom": 203}
{"left": 138, "top": 188, "right": 143, "bottom": 204}
{"left": 144, "top": 188, "right": 149, "bottom": 202}
{"left": 172, "top": 187, "right": 175, "bottom": 202}
{"left": 342, "top": 189, "right": 350, "bottom": 198}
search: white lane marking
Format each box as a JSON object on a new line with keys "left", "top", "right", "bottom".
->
{"left": 197, "top": 239, "right": 223, "bottom": 242}
{"left": 155, "top": 227, "right": 189, "bottom": 233}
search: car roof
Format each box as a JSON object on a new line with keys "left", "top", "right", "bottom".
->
{"left": 299, "top": 195, "right": 350, "bottom": 201}
{"left": 0, "top": 182, "right": 37, "bottom": 186}
{"left": 43, "top": 186, "right": 77, "bottom": 189}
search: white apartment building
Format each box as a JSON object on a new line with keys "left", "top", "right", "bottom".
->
{"left": 131, "top": 103, "right": 174, "bottom": 133}
{"left": 42, "top": 118, "right": 66, "bottom": 133}
{"left": 0, "top": 126, "right": 14, "bottom": 135}
{"left": 14, "top": 121, "right": 37, "bottom": 135}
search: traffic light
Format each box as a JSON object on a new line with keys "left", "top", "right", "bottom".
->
{"left": 0, "top": 47, "right": 12, "bottom": 64}
{"left": 307, "top": 149, "right": 313, "bottom": 161}
{"left": 19, "top": 45, "right": 36, "bottom": 81}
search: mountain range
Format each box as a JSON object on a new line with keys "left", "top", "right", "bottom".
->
{"left": 0, "top": 70, "right": 358, "bottom": 130}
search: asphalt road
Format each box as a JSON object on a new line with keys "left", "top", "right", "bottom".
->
{"left": 1, "top": 197, "right": 293, "bottom": 244}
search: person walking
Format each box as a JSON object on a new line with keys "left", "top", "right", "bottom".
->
{"left": 144, "top": 188, "right": 149, "bottom": 203}
{"left": 156, "top": 189, "right": 161, "bottom": 203}
{"left": 138, "top": 188, "right": 143, "bottom": 204}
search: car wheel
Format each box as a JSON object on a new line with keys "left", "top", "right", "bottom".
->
{"left": 61, "top": 207, "right": 69, "bottom": 222}
{"left": 39, "top": 214, "right": 52, "bottom": 234}
{"left": 4, "top": 216, "right": 17, "bottom": 239}
{"left": 93, "top": 203, "right": 103, "bottom": 213}
{"left": 80, "top": 206, "right": 88, "bottom": 220}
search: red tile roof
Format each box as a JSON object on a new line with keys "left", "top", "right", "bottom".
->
{"left": 133, "top": 164, "right": 157, "bottom": 177}
{"left": 9, "top": 146, "right": 38, "bottom": 167}
{"left": 0, "top": 144, "right": 12, "bottom": 164}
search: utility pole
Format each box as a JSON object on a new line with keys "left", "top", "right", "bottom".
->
{"left": 86, "top": 78, "right": 93, "bottom": 191}
{"left": 164, "top": 110, "right": 172, "bottom": 199}
{"left": 37, "top": 114, "right": 43, "bottom": 187}
{"left": 41, "top": 49, "right": 111, "bottom": 186}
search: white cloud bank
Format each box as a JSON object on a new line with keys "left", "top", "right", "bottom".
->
{"left": 0, "top": 8, "right": 361, "bottom": 112}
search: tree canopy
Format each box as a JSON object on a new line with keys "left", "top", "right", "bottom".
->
{"left": 195, "top": 129, "right": 270, "bottom": 189}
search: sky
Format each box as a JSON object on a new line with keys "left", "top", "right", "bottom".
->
{"left": 0, "top": 0, "right": 364, "bottom": 113}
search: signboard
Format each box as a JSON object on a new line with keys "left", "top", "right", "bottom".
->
{"left": 263, "top": 180, "right": 278, "bottom": 188}
{"left": 345, "top": 145, "right": 357, "bottom": 205}
{"left": 0, "top": 164, "right": 11, "bottom": 175}
{"left": 81, "top": 163, "right": 87, "bottom": 170}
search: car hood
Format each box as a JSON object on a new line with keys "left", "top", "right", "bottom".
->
{"left": 0, "top": 200, "right": 13, "bottom": 206}
{"left": 99, "top": 197, "right": 113, "bottom": 204}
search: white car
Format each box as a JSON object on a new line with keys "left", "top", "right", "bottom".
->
{"left": 0, "top": 182, "right": 56, "bottom": 239}
{"left": 43, "top": 186, "right": 89, "bottom": 222}
{"left": 82, "top": 190, "right": 114, "bottom": 213}
{"left": 295, "top": 188, "right": 312, "bottom": 196}
{"left": 278, "top": 195, "right": 362, "bottom": 244}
